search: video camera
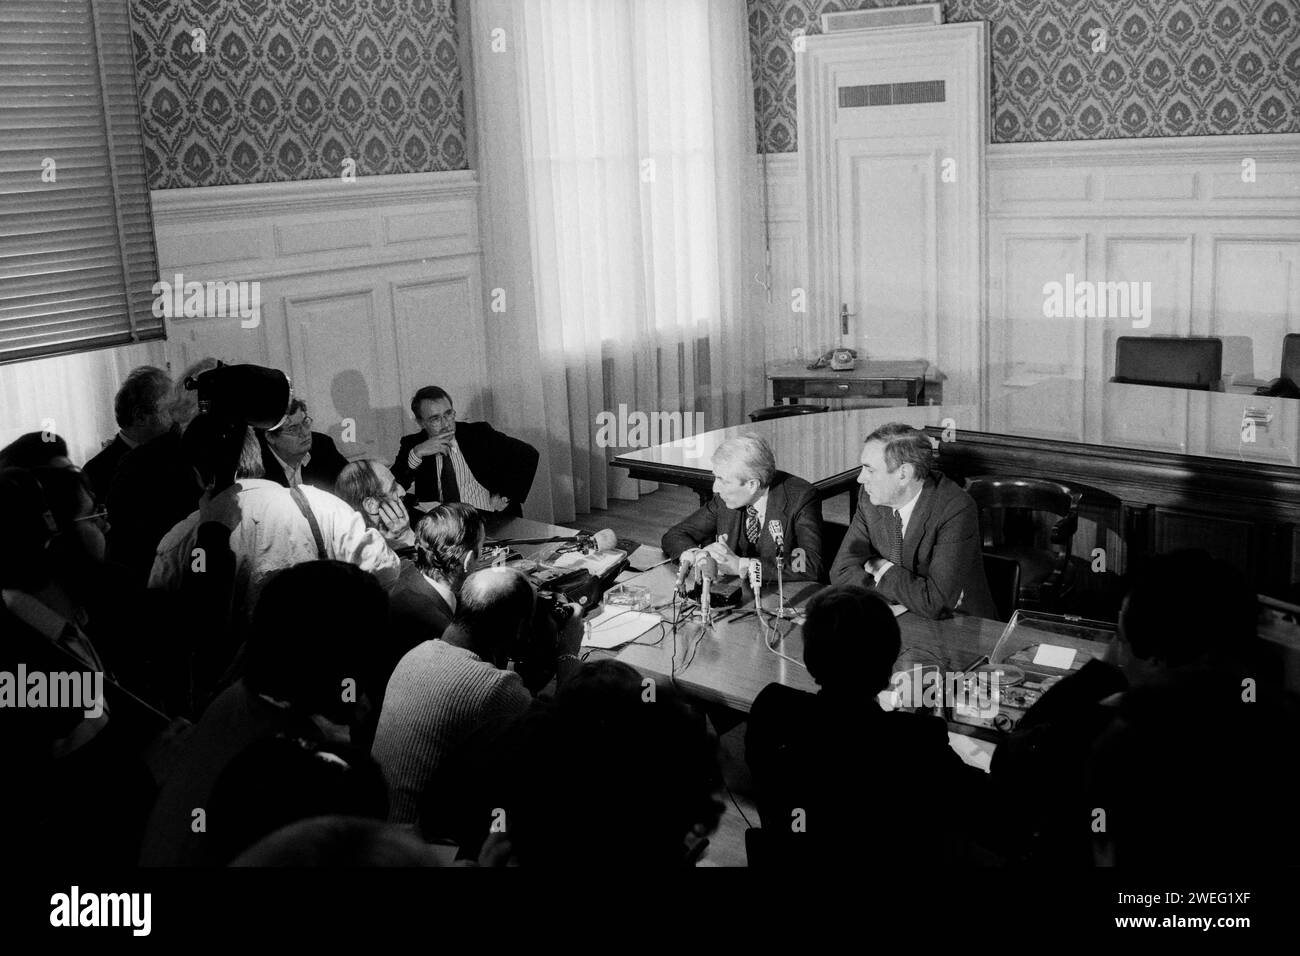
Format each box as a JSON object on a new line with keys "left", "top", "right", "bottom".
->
{"left": 181, "top": 363, "right": 292, "bottom": 492}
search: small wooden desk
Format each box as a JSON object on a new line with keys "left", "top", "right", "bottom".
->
{"left": 768, "top": 359, "right": 930, "bottom": 406}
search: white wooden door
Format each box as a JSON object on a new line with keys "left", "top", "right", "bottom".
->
{"left": 799, "top": 22, "right": 987, "bottom": 417}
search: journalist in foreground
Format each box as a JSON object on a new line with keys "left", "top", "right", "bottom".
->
{"left": 830, "top": 423, "right": 995, "bottom": 619}
{"left": 661, "top": 434, "right": 824, "bottom": 584}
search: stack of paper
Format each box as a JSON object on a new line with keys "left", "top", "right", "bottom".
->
{"left": 580, "top": 605, "right": 663, "bottom": 650}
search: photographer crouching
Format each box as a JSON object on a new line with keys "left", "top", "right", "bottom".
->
{"left": 370, "top": 565, "right": 586, "bottom": 834}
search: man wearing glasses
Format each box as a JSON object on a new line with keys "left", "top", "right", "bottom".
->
{"left": 255, "top": 397, "right": 348, "bottom": 494}
{"left": 392, "top": 386, "right": 538, "bottom": 518}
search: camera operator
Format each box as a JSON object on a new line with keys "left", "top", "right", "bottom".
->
{"left": 370, "top": 566, "right": 584, "bottom": 830}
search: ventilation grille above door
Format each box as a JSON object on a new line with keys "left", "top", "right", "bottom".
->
{"left": 838, "top": 80, "right": 946, "bottom": 109}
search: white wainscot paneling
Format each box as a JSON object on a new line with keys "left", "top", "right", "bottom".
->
{"left": 150, "top": 172, "right": 487, "bottom": 462}
{"left": 988, "top": 133, "right": 1300, "bottom": 450}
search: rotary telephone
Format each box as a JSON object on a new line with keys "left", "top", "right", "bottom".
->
{"left": 806, "top": 348, "right": 858, "bottom": 371}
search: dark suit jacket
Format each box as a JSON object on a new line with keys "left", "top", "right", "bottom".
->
{"left": 256, "top": 431, "right": 348, "bottom": 494}
{"left": 391, "top": 422, "right": 539, "bottom": 517}
{"left": 745, "top": 683, "right": 986, "bottom": 866}
{"left": 387, "top": 561, "right": 454, "bottom": 662}
{"left": 660, "top": 471, "right": 824, "bottom": 583}
{"left": 371, "top": 560, "right": 457, "bottom": 717}
{"left": 829, "top": 472, "right": 997, "bottom": 620}
{"left": 84, "top": 434, "right": 132, "bottom": 504}
{"left": 106, "top": 429, "right": 202, "bottom": 586}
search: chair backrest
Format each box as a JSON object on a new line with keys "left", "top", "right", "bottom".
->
{"left": 982, "top": 553, "right": 1021, "bottom": 623}
{"left": 1112, "top": 336, "right": 1222, "bottom": 390}
{"left": 822, "top": 520, "right": 850, "bottom": 565}
{"left": 1281, "top": 333, "right": 1300, "bottom": 383}
{"left": 965, "top": 476, "right": 1078, "bottom": 517}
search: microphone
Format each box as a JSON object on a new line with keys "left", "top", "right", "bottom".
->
{"left": 697, "top": 553, "right": 717, "bottom": 624}
{"left": 768, "top": 520, "right": 785, "bottom": 556}
{"left": 676, "top": 554, "right": 694, "bottom": 593}
{"left": 582, "top": 528, "right": 619, "bottom": 553}
{"left": 749, "top": 560, "right": 763, "bottom": 616}
{"left": 768, "top": 520, "right": 790, "bottom": 618}
{"left": 488, "top": 529, "right": 615, "bottom": 550}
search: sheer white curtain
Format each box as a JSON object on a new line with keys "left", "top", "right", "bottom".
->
{"left": 0, "top": 342, "right": 167, "bottom": 464}
{"left": 472, "top": 0, "right": 765, "bottom": 523}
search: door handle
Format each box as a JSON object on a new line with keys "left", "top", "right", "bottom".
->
{"left": 840, "top": 303, "right": 856, "bottom": 336}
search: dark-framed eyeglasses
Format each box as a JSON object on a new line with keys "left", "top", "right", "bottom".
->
{"left": 417, "top": 409, "right": 455, "bottom": 426}
{"left": 272, "top": 415, "right": 313, "bottom": 434}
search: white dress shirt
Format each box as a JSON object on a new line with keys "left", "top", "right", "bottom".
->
{"left": 406, "top": 438, "right": 493, "bottom": 510}
{"left": 269, "top": 446, "right": 311, "bottom": 488}
{"left": 895, "top": 484, "right": 923, "bottom": 539}
{"left": 148, "top": 478, "right": 400, "bottom": 616}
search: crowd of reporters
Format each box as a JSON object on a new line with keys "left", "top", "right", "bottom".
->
{"left": 1, "top": 360, "right": 1297, "bottom": 868}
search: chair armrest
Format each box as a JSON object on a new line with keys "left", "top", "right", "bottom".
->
{"left": 1049, "top": 512, "right": 1078, "bottom": 546}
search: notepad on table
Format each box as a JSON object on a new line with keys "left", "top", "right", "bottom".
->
{"left": 581, "top": 606, "right": 662, "bottom": 650}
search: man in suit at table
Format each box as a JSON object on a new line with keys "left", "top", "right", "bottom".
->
{"left": 254, "top": 398, "right": 349, "bottom": 494}
{"left": 830, "top": 423, "right": 996, "bottom": 620}
{"left": 661, "top": 434, "right": 824, "bottom": 584}
{"left": 392, "top": 386, "right": 539, "bottom": 518}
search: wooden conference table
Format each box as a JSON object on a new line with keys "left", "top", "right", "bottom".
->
{"left": 611, "top": 403, "right": 974, "bottom": 505}
{"left": 484, "top": 514, "right": 1008, "bottom": 747}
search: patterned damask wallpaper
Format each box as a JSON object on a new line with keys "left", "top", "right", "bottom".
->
{"left": 130, "top": 0, "right": 467, "bottom": 188}
{"left": 748, "top": 0, "right": 1300, "bottom": 152}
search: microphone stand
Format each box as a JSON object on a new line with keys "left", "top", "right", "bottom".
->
{"left": 774, "top": 546, "right": 793, "bottom": 619}
{"left": 698, "top": 565, "right": 713, "bottom": 628}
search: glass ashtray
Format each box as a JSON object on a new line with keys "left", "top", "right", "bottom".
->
{"left": 604, "top": 584, "right": 651, "bottom": 611}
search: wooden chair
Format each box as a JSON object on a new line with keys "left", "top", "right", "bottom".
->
{"left": 965, "top": 476, "right": 1081, "bottom": 613}
{"left": 982, "top": 552, "right": 1022, "bottom": 623}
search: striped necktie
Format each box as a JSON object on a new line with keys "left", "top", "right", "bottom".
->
{"left": 745, "top": 506, "right": 760, "bottom": 545}
{"left": 883, "top": 507, "right": 903, "bottom": 565}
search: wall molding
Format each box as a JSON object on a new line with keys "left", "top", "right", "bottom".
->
{"left": 987, "top": 133, "right": 1300, "bottom": 219}
{"left": 150, "top": 170, "right": 481, "bottom": 225}
{"left": 986, "top": 132, "right": 1300, "bottom": 168}
{"left": 152, "top": 169, "right": 489, "bottom": 463}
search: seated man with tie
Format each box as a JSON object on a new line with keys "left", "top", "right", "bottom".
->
{"left": 255, "top": 398, "right": 348, "bottom": 493}
{"left": 829, "top": 423, "right": 996, "bottom": 620}
{"left": 661, "top": 434, "right": 824, "bottom": 584}
{"left": 392, "top": 386, "right": 539, "bottom": 518}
